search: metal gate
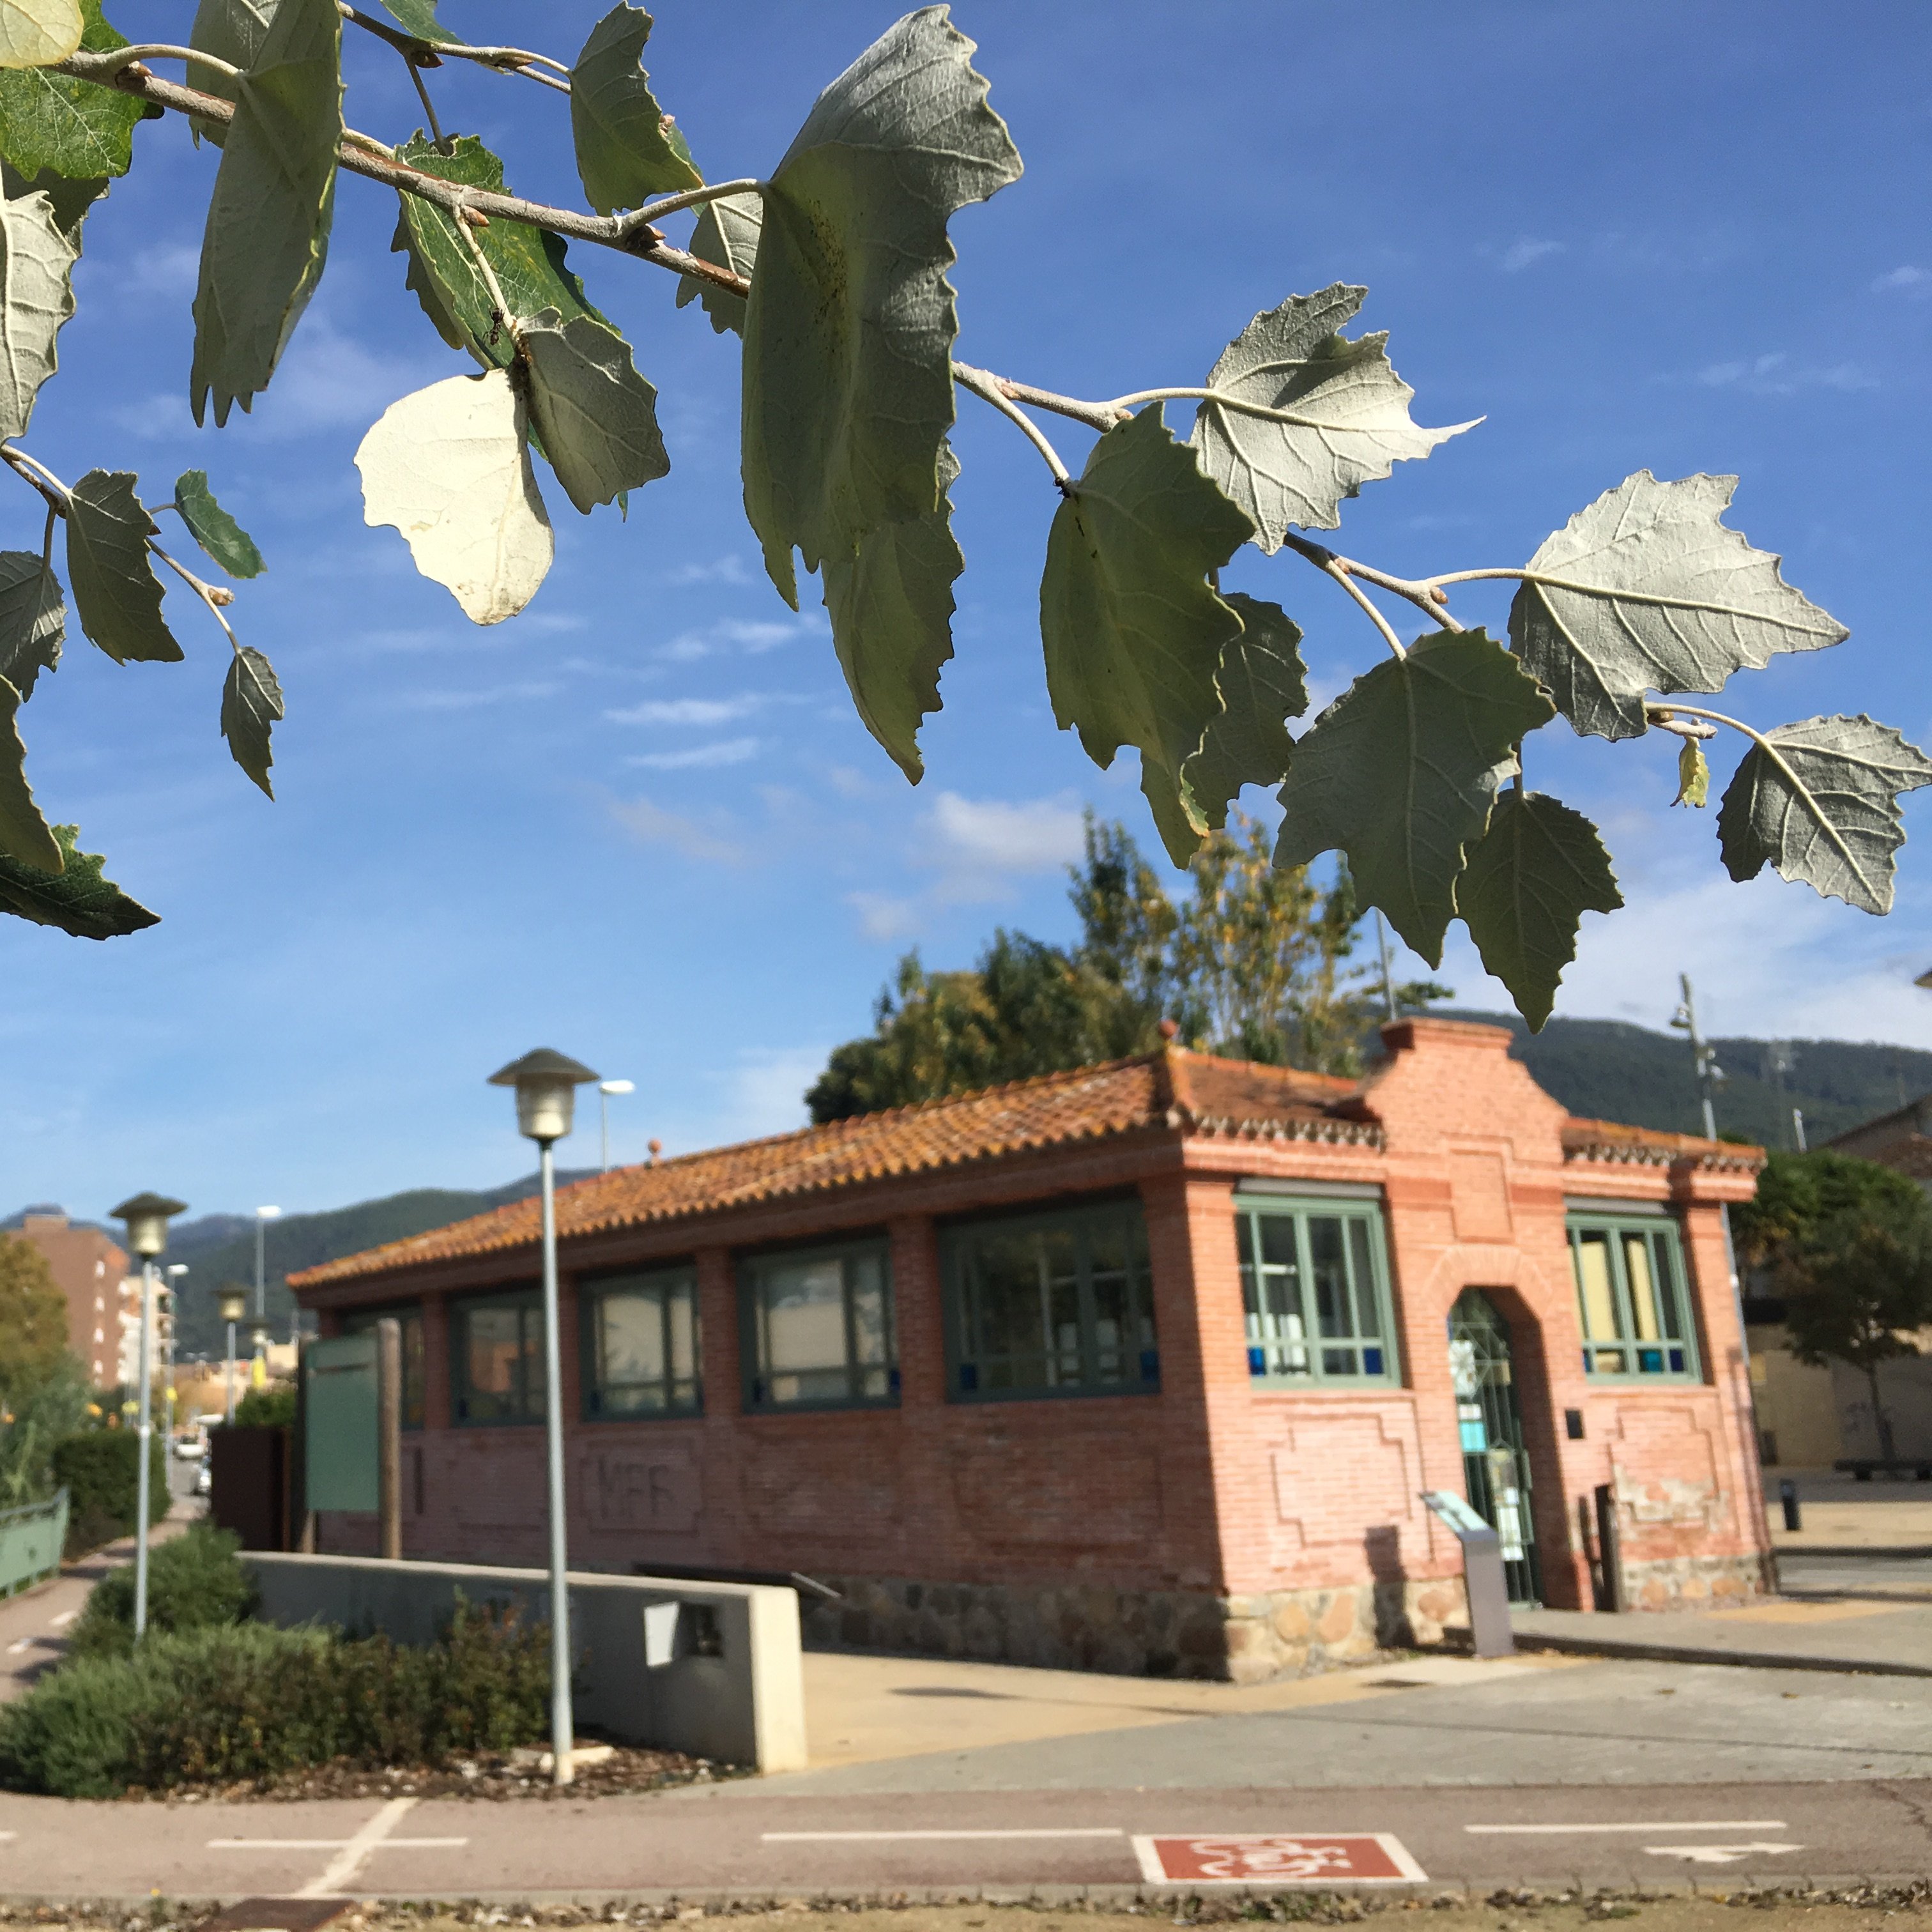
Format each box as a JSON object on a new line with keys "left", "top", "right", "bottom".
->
{"left": 1446, "top": 1289, "right": 1542, "bottom": 1607}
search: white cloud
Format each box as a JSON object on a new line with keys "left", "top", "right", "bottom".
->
{"left": 716, "top": 1044, "right": 830, "bottom": 1140}
{"left": 1695, "top": 352, "right": 1877, "bottom": 395}
{"left": 847, "top": 891, "right": 923, "bottom": 941}
{"left": 604, "top": 793, "right": 748, "bottom": 865}
{"left": 606, "top": 695, "right": 761, "bottom": 726}
{"left": 654, "top": 615, "right": 822, "bottom": 662}
{"left": 1501, "top": 237, "right": 1563, "bottom": 273}
{"left": 923, "top": 791, "right": 1086, "bottom": 875}
{"left": 1874, "top": 266, "right": 1929, "bottom": 296}
{"left": 628, "top": 737, "right": 758, "bottom": 770}
{"left": 667, "top": 555, "right": 752, "bottom": 586}
{"left": 399, "top": 681, "right": 558, "bottom": 710}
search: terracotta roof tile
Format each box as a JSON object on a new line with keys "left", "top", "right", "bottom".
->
{"left": 1836, "top": 1131, "right": 1932, "bottom": 1181}
{"left": 1561, "top": 1116, "right": 1764, "bottom": 1170}
{"left": 293, "top": 1050, "right": 1351, "bottom": 1290}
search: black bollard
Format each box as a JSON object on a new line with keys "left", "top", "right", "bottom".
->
{"left": 1779, "top": 1478, "right": 1801, "bottom": 1532}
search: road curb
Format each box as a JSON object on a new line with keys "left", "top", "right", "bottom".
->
{"left": 1510, "top": 1632, "right": 1932, "bottom": 1676}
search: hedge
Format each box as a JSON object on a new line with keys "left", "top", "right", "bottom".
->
{"left": 63, "top": 1524, "right": 259, "bottom": 1664}
{"left": 52, "top": 1430, "right": 168, "bottom": 1557}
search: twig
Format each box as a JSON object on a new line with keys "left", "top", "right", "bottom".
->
{"left": 54, "top": 55, "right": 749, "bottom": 299}
{"left": 404, "top": 52, "right": 447, "bottom": 151}
{"left": 622, "top": 178, "right": 766, "bottom": 231}
{"left": 88, "top": 43, "right": 243, "bottom": 79}
{"left": 953, "top": 362, "right": 1070, "bottom": 484}
{"left": 1646, "top": 708, "right": 1719, "bottom": 742}
{"left": 337, "top": 5, "right": 572, "bottom": 92}
{"left": 1280, "top": 533, "right": 1420, "bottom": 654}
{"left": 953, "top": 365, "right": 1123, "bottom": 434}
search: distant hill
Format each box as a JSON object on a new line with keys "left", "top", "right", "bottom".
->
{"left": 1448, "top": 1011, "right": 1932, "bottom": 1151}
{"left": 8, "top": 1171, "right": 590, "bottom": 1361}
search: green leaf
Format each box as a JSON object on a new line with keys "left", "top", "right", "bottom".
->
{"left": 0, "top": 673, "right": 57, "bottom": 870}
{"left": 1675, "top": 737, "right": 1710, "bottom": 809}
{"left": 0, "top": 820, "right": 155, "bottom": 937}
{"left": 519, "top": 307, "right": 669, "bottom": 516}
{"left": 823, "top": 440, "right": 962, "bottom": 784}
{"left": 374, "top": 0, "right": 457, "bottom": 44}
{"left": 0, "top": 547, "right": 63, "bottom": 699}
{"left": 675, "top": 189, "right": 758, "bottom": 337}
{"left": 186, "top": 0, "right": 275, "bottom": 146}
{"left": 1510, "top": 471, "right": 1849, "bottom": 742}
{"left": 174, "top": 469, "right": 265, "bottom": 578}
{"left": 1457, "top": 788, "right": 1622, "bottom": 1032}
{"left": 1183, "top": 592, "right": 1307, "bottom": 832}
{"left": 1039, "top": 406, "right": 1254, "bottom": 866}
{"left": 1190, "top": 285, "right": 1472, "bottom": 550}
{"left": 355, "top": 369, "right": 554, "bottom": 626}
{"left": 0, "top": 180, "right": 73, "bottom": 438}
{"left": 0, "top": 0, "right": 80, "bottom": 68}
{"left": 1717, "top": 714, "right": 1932, "bottom": 916}
{"left": 390, "top": 132, "right": 604, "bottom": 371}
{"left": 1275, "top": 629, "right": 1556, "bottom": 965}
{"left": 220, "top": 644, "right": 281, "bottom": 798}
{"left": 1, "top": 157, "right": 104, "bottom": 239}
{"left": 0, "top": 0, "right": 141, "bottom": 176}
{"left": 741, "top": 8, "right": 1021, "bottom": 607}
{"left": 189, "top": 0, "right": 342, "bottom": 427}
{"left": 569, "top": 4, "right": 702, "bottom": 215}
{"left": 65, "top": 469, "right": 180, "bottom": 664}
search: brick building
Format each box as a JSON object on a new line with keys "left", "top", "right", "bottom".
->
{"left": 11, "top": 1207, "right": 135, "bottom": 1387}
{"left": 291, "top": 1018, "right": 1772, "bottom": 1681}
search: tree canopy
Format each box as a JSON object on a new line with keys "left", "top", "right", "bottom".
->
{"left": 0, "top": 1231, "right": 75, "bottom": 1397}
{"left": 806, "top": 811, "right": 1446, "bottom": 1122}
{"left": 0, "top": 6, "right": 1922, "bottom": 1034}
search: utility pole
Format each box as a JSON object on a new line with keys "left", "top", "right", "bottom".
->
{"left": 1792, "top": 1107, "right": 1807, "bottom": 1152}
{"left": 1671, "top": 974, "right": 1725, "bottom": 1140}
{"left": 1374, "top": 910, "right": 1399, "bottom": 1023}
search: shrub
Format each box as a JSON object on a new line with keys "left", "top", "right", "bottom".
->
{"left": 63, "top": 1524, "right": 259, "bottom": 1664}
{"left": 52, "top": 1430, "right": 167, "bottom": 1557}
{"left": 233, "top": 1386, "right": 296, "bottom": 1429}
{"left": 0, "top": 1600, "right": 548, "bottom": 1796}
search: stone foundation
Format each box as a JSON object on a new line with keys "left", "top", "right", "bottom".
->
{"left": 1622, "top": 1549, "right": 1773, "bottom": 1609}
{"left": 801, "top": 1573, "right": 1471, "bottom": 1683}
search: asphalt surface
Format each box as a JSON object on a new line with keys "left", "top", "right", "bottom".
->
{"left": 4, "top": 1777, "right": 1926, "bottom": 1899}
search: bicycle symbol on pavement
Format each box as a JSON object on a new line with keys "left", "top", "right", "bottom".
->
{"left": 1133, "top": 1833, "right": 1429, "bottom": 1885}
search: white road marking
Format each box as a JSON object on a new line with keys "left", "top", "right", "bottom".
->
{"left": 1644, "top": 1843, "right": 1804, "bottom": 1866}
{"left": 209, "top": 1838, "right": 468, "bottom": 1850}
{"left": 49, "top": 1611, "right": 75, "bottom": 1628}
{"left": 207, "top": 1798, "right": 466, "bottom": 1898}
{"left": 1466, "top": 1820, "right": 1786, "bottom": 1834}
{"left": 3, "top": 1641, "right": 27, "bottom": 1656}
{"left": 762, "top": 1828, "right": 1124, "bottom": 1842}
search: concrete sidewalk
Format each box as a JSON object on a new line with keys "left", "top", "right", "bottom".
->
{"left": 1767, "top": 1466, "right": 1932, "bottom": 1554}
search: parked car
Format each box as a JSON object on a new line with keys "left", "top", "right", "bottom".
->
{"left": 172, "top": 1431, "right": 206, "bottom": 1460}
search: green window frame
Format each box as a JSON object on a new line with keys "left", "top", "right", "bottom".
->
{"left": 942, "top": 1197, "right": 1159, "bottom": 1402}
{"left": 1568, "top": 1213, "right": 1699, "bottom": 1380}
{"left": 337, "top": 1304, "right": 426, "bottom": 1430}
{"left": 739, "top": 1237, "right": 898, "bottom": 1412}
{"left": 452, "top": 1286, "right": 544, "bottom": 1426}
{"left": 1236, "top": 1194, "right": 1399, "bottom": 1386}
{"left": 580, "top": 1264, "right": 702, "bottom": 1421}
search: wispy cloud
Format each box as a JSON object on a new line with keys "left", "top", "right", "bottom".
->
{"left": 1501, "top": 237, "right": 1563, "bottom": 273}
{"left": 654, "top": 615, "right": 822, "bottom": 663}
{"left": 918, "top": 790, "right": 1086, "bottom": 903}
{"left": 846, "top": 891, "right": 923, "bottom": 942}
{"left": 628, "top": 738, "right": 759, "bottom": 770}
{"left": 1694, "top": 352, "right": 1876, "bottom": 395}
{"left": 606, "top": 695, "right": 762, "bottom": 726}
{"left": 399, "top": 681, "right": 558, "bottom": 711}
{"left": 666, "top": 556, "right": 752, "bottom": 586}
{"left": 1874, "top": 265, "right": 1929, "bottom": 296}
{"left": 604, "top": 793, "right": 748, "bottom": 865}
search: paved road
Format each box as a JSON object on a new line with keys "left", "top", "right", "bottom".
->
{"left": 4, "top": 1777, "right": 1927, "bottom": 1899}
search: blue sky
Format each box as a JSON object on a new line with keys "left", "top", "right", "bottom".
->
{"left": 6, "top": 0, "right": 1932, "bottom": 1217}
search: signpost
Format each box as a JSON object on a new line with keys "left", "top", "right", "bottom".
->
{"left": 302, "top": 1322, "right": 402, "bottom": 1556}
{"left": 1420, "top": 1489, "right": 1514, "bottom": 1657}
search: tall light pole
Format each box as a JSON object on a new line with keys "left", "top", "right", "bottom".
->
{"left": 488, "top": 1047, "right": 599, "bottom": 1788}
{"left": 109, "top": 1193, "right": 187, "bottom": 1642}
{"left": 220, "top": 1289, "right": 248, "bottom": 1424}
{"left": 1670, "top": 972, "right": 1726, "bottom": 1140}
{"left": 164, "top": 1264, "right": 187, "bottom": 1444}
{"left": 597, "top": 1078, "right": 634, "bottom": 1173}
{"left": 254, "top": 1206, "right": 281, "bottom": 1376}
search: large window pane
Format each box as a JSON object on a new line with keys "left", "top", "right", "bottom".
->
{"left": 583, "top": 1267, "right": 701, "bottom": 1420}
{"left": 742, "top": 1241, "right": 898, "bottom": 1410}
{"left": 1570, "top": 1216, "right": 1698, "bottom": 1380}
{"left": 455, "top": 1294, "right": 542, "bottom": 1425}
{"left": 946, "top": 1200, "right": 1157, "bottom": 1400}
{"left": 1237, "top": 1199, "right": 1395, "bottom": 1386}
{"left": 339, "top": 1305, "right": 426, "bottom": 1429}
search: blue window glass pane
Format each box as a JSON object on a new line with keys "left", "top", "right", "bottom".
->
{"left": 1247, "top": 1346, "right": 1266, "bottom": 1376}
{"left": 1363, "top": 1347, "right": 1384, "bottom": 1376}
{"left": 1667, "top": 1347, "right": 1685, "bottom": 1372}
{"left": 958, "top": 1361, "right": 977, "bottom": 1392}
{"left": 1638, "top": 1347, "right": 1663, "bottom": 1373}
{"left": 1139, "top": 1348, "right": 1160, "bottom": 1384}
{"left": 1582, "top": 1349, "right": 1591, "bottom": 1374}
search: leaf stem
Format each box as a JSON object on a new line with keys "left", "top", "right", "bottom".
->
{"left": 951, "top": 365, "right": 1123, "bottom": 434}
{"left": 622, "top": 179, "right": 766, "bottom": 231}
{"left": 404, "top": 51, "right": 448, "bottom": 151}
{"left": 1278, "top": 532, "right": 1422, "bottom": 655}
{"left": 953, "top": 361, "right": 1070, "bottom": 485}
{"left": 336, "top": 5, "right": 572, "bottom": 92}
{"left": 450, "top": 200, "right": 519, "bottom": 347}
{"left": 89, "top": 44, "right": 242, "bottom": 79}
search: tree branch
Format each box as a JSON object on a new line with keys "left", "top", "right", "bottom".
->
{"left": 953, "top": 362, "right": 1070, "bottom": 484}
{"left": 52, "top": 54, "right": 752, "bottom": 300}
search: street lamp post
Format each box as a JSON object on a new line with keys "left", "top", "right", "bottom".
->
{"left": 220, "top": 1289, "right": 248, "bottom": 1424}
{"left": 254, "top": 1207, "right": 281, "bottom": 1384}
{"left": 164, "top": 1264, "right": 187, "bottom": 1448}
{"left": 597, "top": 1078, "right": 634, "bottom": 1174}
{"left": 488, "top": 1048, "right": 601, "bottom": 1788}
{"left": 109, "top": 1193, "right": 187, "bottom": 1643}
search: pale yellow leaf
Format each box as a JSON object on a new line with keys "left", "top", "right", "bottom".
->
{"left": 0, "top": 0, "right": 82, "bottom": 69}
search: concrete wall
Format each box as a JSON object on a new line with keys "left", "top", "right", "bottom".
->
{"left": 1831, "top": 1353, "right": 1932, "bottom": 1462}
{"left": 1747, "top": 1330, "right": 1846, "bottom": 1469}
{"left": 242, "top": 1552, "right": 807, "bottom": 1772}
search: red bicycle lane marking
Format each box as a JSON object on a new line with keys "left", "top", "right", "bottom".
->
{"left": 1133, "top": 1833, "right": 1428, "bottom": 1885}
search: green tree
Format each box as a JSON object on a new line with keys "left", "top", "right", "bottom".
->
{"left": 1733, "top": 1151, "right": 1932, "bottom": 1462}
{"left": 0, "top": 1234, "right": 74, "bottom": 1397}
{"left": 0, "top": 9, "right": 1921, "bottom": 1032}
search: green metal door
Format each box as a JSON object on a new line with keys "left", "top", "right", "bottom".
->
{"left": 1447, "top": 1289, "right": 1542, "bottom": 1607}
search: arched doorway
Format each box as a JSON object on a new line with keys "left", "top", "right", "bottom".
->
{"left": 1448, "top": 1289, "right": 1543, "bottom": 1606}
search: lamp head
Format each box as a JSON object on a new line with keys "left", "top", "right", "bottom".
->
{"left": 488, "top": 1048, "right": 601, "bottom": 1145}
{"left": 218, "top": 1289, "right": 249, "bottom": 1324}
{"left": 109, "top": 1192, "right": 187, "bottom": 1259}
{"left": 257, "top": 1205, "right": 282, "bottom": 1221}
{"left": 599, "top": 1078, "right": 635, "bottom": 1096}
